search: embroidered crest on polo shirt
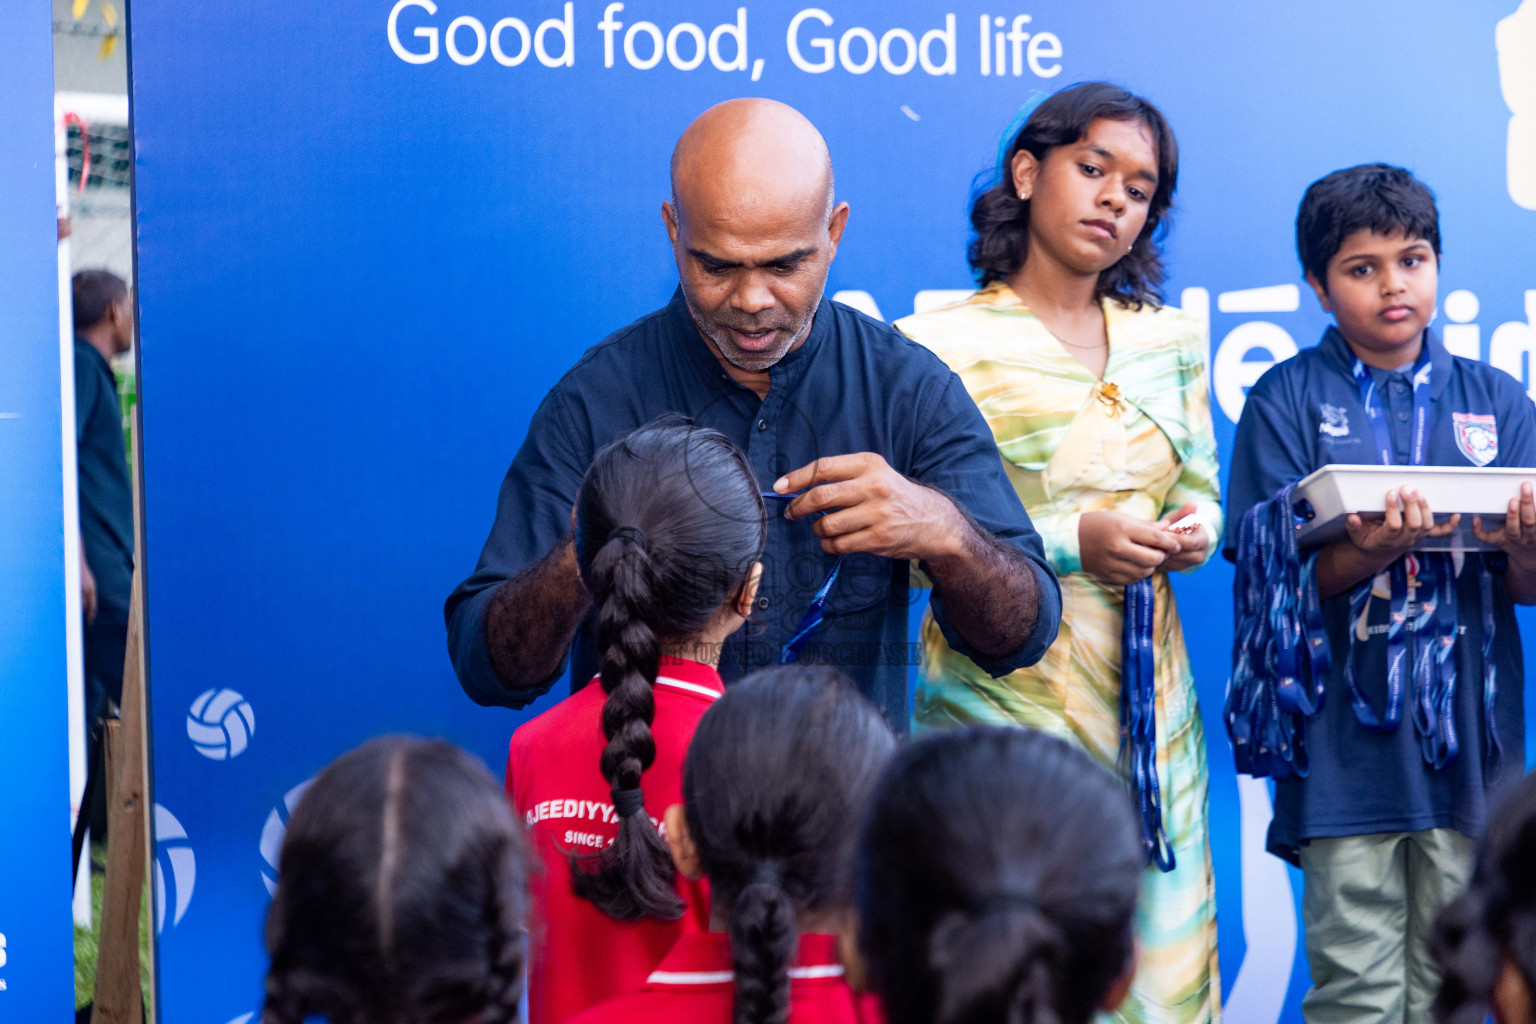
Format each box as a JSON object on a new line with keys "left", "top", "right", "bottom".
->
{"left": 1319, "top": 403, "right": 1350, "bottom": 438}
{"left": 1453, "top": 412, "right": 1498, "bottom": 466}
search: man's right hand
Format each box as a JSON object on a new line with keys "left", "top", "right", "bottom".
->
{"left": 80, "top": 549, "right": 98, "bottom": 625}
{"left": 1078, "top": 510, "right": 1183, "bottom": 586}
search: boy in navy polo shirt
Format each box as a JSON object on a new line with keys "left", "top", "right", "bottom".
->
{"left": 1225, "top": 163, "right": 1536, "bottom": 1024}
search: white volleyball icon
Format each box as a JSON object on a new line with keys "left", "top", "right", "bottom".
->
{"left": 153, "top": 803, "right": 196, "bottom": 933}
{"left": 260, "top": 779, "right": 313, "bottom": 896}
{"left": 187, "top": 688, "right": 256, "bottom": 760}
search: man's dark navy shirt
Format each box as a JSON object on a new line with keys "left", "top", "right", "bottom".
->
{"left": 1224, "top": 326, "right": 1533, "bottom": 862}
{"left": 75, "top": 338, "right": 134, "bottom": 616}
{"left": 445, "top": 289, "right": 1062, "bottom": 729}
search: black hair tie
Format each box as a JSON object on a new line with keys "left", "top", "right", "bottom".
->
{"left": 749, "top": 861, "right": 782, "bottom": 888}
{"left": 972, "top": 890, "right": 1040, "bottom": 913}
{"left": 611, "top": 787, "right": 646, "bottom": 819}
{"left": 608, "top": 526, "right": 648, "bottom": 552}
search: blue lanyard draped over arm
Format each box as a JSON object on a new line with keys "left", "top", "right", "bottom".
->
{"left": 1225, "top": 482, "right": 1332, "bottom": 780}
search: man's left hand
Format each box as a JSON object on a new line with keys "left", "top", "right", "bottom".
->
{"left": 776, "top": 453, "right": 965, "bottom": 561}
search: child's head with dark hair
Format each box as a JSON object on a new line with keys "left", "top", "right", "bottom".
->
{"left": 969, "top": 81, "right": 1178, "bottom": 310}
{"left": 1297, "top": 164, "right": 1441, "bottom": 287}
{"left": 1296, "top": 164, "right": 1441, "bottom": 364}
{"left": 664, "top": 665, "right": 896, "bottom": 1024}
{"left": 263, "top": 736, "right": 529, "bottom": 1024}
{"left": 856, "top": 727, "right": 1143, "bottom": 1024}
{"left": 570, "top": 414, "right": 766, "bottom": 922}
{"left": 1433, "top": 771, "right": 1536, "bottom": 1024}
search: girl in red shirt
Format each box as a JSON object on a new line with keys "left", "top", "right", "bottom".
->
{"left": 508, "top": 417, "right": 766, "bottom": 1023}
{"left": 853, "top": 727, "right": 1144, "bottom": 1024}
{"left": 567, "top": 664, "right": 896, "bottom": 1024}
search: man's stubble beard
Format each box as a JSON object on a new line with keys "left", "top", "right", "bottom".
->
{"left": 682, "top": 288, "right": 821, "bottom": 374}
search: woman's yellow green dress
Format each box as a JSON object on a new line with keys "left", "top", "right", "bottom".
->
{"left": 897, "top": 282, "right": 1224, "bottom": 1024}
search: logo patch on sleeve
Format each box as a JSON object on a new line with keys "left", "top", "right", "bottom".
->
{"left": 1453, "top": 412, "right": 1498, "bottom": 466}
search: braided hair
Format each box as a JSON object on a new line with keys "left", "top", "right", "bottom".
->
{"left": 1432, "top": 770, "right": 1536, "bottom": 1024}
{"left": 683, "top": 665, "right": 896, "bottom": 1024}
{"left": 857, "top": 727, "right": 1143, "bottom": 1024}
{"left": 262, "top": 736, "right": 529, "bottom": 1024}
{"left": 570, "top": 415, "right": 766, "bottom": 921}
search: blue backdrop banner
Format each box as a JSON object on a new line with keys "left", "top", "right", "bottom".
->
{"left": 126, "top": 2, "right": 1536, "bottom": 1022}
{"left": 0, "top": 0, "right": 75, "bottom": 1016}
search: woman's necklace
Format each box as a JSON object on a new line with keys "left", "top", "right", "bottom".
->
{"left": 1046, "top": 329, "right": 1108, "bottom": 350}
{"left": 1021, "top": 299, "right": 1108, "bottom": 350}
{"left": 1011, "top": 281, "right": 1109, "bottom": 350}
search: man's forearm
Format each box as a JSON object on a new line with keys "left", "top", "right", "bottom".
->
{"left": 484, "top": 538, "right": 592, "bottom": 692}
{"left": 924, "top": 517, "right": 1039, "bottom": 661}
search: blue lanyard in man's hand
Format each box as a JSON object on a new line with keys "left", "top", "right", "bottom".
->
{"left": 762, "top": 491, "right": 844, "bottom": 664}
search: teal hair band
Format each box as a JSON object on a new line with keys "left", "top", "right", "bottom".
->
{"left": 994, "top": 90, "right": 1053, "bottom": 184}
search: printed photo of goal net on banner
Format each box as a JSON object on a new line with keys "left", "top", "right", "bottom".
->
{"left": 122, "top": 2, "right": 1536, "bottom": 1022}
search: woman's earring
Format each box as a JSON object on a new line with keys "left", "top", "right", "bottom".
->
{"left": 1018, "top": 190, "right": 1029, "bottom": 201}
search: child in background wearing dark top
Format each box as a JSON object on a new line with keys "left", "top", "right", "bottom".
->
{"left": 852, "top": 726, "right": 1142, "bottom": 1024}
{"left": 263, "top": 736, "right": 529, "bottom": 1024}
{"left": 567, "top": 665, "right": 896, "bottom": 1024}
{"left": 1433, "top": 770, "right": 1536, "bottom": 1024}
{"left": 506, "top": 416, "right": 766, "bottom": 1024}
{"left": 1224, "top": 164, "right": 1536, "bottom": 1024}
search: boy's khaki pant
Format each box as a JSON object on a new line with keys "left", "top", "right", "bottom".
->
{"left": 1299, "top": 829, "right": 1475, "bottom": 1024}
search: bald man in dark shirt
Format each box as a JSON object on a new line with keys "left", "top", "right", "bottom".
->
{"left": 446, "top": 99, "right": 1061, "bottom": 729}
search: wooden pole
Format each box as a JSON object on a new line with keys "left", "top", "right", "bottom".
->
{"left": 92, "top": 409, "right": 150, "bottom": 1024}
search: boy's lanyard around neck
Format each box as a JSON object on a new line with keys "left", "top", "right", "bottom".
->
{"left": 1352, "top": 349, "right": 1432, "bottom": 468}
{"left": 1346, "top": 348, "right": 1489, "bottom": 770}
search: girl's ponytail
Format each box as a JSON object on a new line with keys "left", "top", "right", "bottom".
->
{"left": 728, "top": 866, "right": 797, "bottom": 1024}
{"left": 681, "top": 666, "right": 896, "bottom": 1024}
{"left": 568, "top": 528, "right": 685, "bottom": 921}
{"left": 927, "top": 904, "right": 1065, "bottom": 1024}
{"left": 857, "top": 728, "right": 1143, "bottom": 1024}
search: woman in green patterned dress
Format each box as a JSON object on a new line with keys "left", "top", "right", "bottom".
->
{"left": 897, "top": 83, "right": 1223, "bottom": 1024}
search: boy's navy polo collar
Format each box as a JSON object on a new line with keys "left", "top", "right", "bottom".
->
{"left": 1317, "top": 325, "right": 1454, "bottom": 400}
{"left": 663, "top": 286, "right": 828, "bottom": 397}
